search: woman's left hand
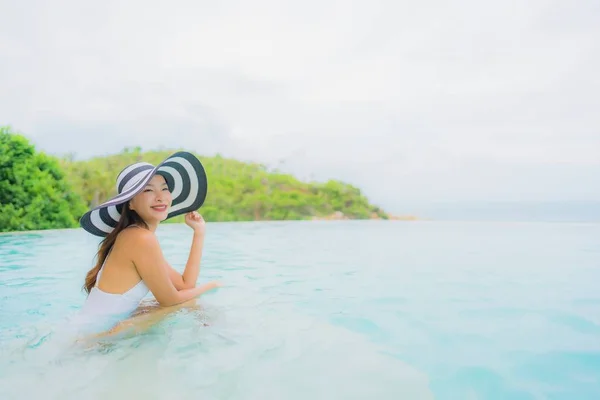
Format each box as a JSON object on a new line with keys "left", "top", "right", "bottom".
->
{"left": 185, "top": 211, "right": 206, "bottom": 234}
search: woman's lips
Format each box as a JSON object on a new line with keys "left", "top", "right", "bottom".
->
{"left": 151, "top": 205, "right": 167, "bottom": 212}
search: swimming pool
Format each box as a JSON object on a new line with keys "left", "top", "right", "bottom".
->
{"left": 1, "top": 220, "right": 599, "bottom": 399}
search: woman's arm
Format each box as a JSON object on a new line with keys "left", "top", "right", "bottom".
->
{"left": 98, "top": 293, "right": 210, "bottom": 338}
{"left": 166, "top": 231, "right": 205, "bottom": 290}
{"left": 165, "top": 212, "right": 206, "bottom": 290}
{"left": 130, "top": 227, "right": 217, "bottom": 307}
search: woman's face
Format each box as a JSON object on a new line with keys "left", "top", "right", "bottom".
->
{"left": 129, "top": 174, "right": 172, "bottom": 225}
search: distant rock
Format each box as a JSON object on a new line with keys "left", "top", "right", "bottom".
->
{"left": 389, "top": 214, "right": 418, "bottom": 221}
{"left": 311, "top": 211, "right": 418, "bottom": 221}
{"left": 311, "top": 211, "right": 348, "bottom": 221}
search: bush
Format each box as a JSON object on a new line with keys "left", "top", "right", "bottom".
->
{"left": 0, "top": 126, "right": 87, "bottom": 232}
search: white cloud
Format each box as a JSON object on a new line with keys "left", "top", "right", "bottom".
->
{"left": 0, "top": 0, "right": 599, "bottom": 213}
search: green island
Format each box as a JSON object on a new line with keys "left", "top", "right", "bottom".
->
{"left": 1, "top": 125, "right": 415, "bottom": 233}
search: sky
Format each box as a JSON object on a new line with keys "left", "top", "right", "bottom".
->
{"left": 0, "top": 0, "right": 599, "bottom": 215}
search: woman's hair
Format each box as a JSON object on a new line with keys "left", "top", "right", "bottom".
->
{"left": 82, "top": 202, "right": 148, "bottom": 294}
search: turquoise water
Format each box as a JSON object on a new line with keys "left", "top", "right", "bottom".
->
{"left": 1, "top": 220, "right": 599, "bottom": 399}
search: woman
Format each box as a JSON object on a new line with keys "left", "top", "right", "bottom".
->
{"left": 72, "top": 151, "right": 220, "bottom": 336}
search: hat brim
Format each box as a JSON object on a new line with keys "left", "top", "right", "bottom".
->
{"left": 79, "top": 151, "right": 207, "bottom": 237}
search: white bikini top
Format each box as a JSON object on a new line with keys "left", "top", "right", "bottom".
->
{"left": 77, "top": 250, "right": 150, "bottom": 318}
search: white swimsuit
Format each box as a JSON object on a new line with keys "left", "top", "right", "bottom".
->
{"left": 70, "top": 252, "right": 150, "bottom": 334}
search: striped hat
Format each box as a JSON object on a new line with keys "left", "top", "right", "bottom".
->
{"left": 79, "top": 151, "right": 207, "bottom": 237}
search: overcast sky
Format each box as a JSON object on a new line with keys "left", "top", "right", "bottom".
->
{"left": 1, "top": 0, "right": 598, "bottom": 214}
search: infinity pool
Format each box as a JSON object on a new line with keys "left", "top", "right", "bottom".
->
{"left": 1, "top": 220, "right": 599, "bottom": 399}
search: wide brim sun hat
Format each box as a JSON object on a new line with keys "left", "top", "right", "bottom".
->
{"left": 80, "top": 151, "right": 208, "bottom": 237}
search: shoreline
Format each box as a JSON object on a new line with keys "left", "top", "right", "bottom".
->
{"left": 0, "top": 216, "right": 421, "bottom": 236}
{"left": 3, "top": 217, "right": 600, "bottom": 236}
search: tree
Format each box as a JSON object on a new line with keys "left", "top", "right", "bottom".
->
{"left": 0, "top": 126, "right": 87, "bottom": 232}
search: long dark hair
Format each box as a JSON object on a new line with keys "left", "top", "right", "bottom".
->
{"left": 83, "top": 202, "right": 148, "bottom": 294}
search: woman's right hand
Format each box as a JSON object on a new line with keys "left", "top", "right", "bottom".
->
{"left": 185, "top": 211, "right": 206, "bottom": 234}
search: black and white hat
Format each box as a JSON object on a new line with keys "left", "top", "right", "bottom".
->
{"left": 79, "top": 151, "right": 208, "bottom": 237}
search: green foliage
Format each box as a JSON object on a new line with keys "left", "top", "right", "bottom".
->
{"left": 0, "top": 126, "right": 87, "bottom": 232}
{"left": 0, "top": 125, "right": 391, "bottom": 232}
{"left": 61, "top": 148, "right": 390, "bottom": 223}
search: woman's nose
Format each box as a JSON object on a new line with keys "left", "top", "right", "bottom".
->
{"left": 157, "top": 191, "right": 169, "bottom": 202}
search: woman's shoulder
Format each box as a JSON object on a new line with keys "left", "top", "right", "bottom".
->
{"left": 114, "top": 226, "right": 166, "bottom": 270}
{"left": 116, "top": 226, "right": 159, "bottom": 249}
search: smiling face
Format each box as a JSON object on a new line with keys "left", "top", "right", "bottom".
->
{"left": 128, "top": 174, "right": 172, "bottom": 228}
